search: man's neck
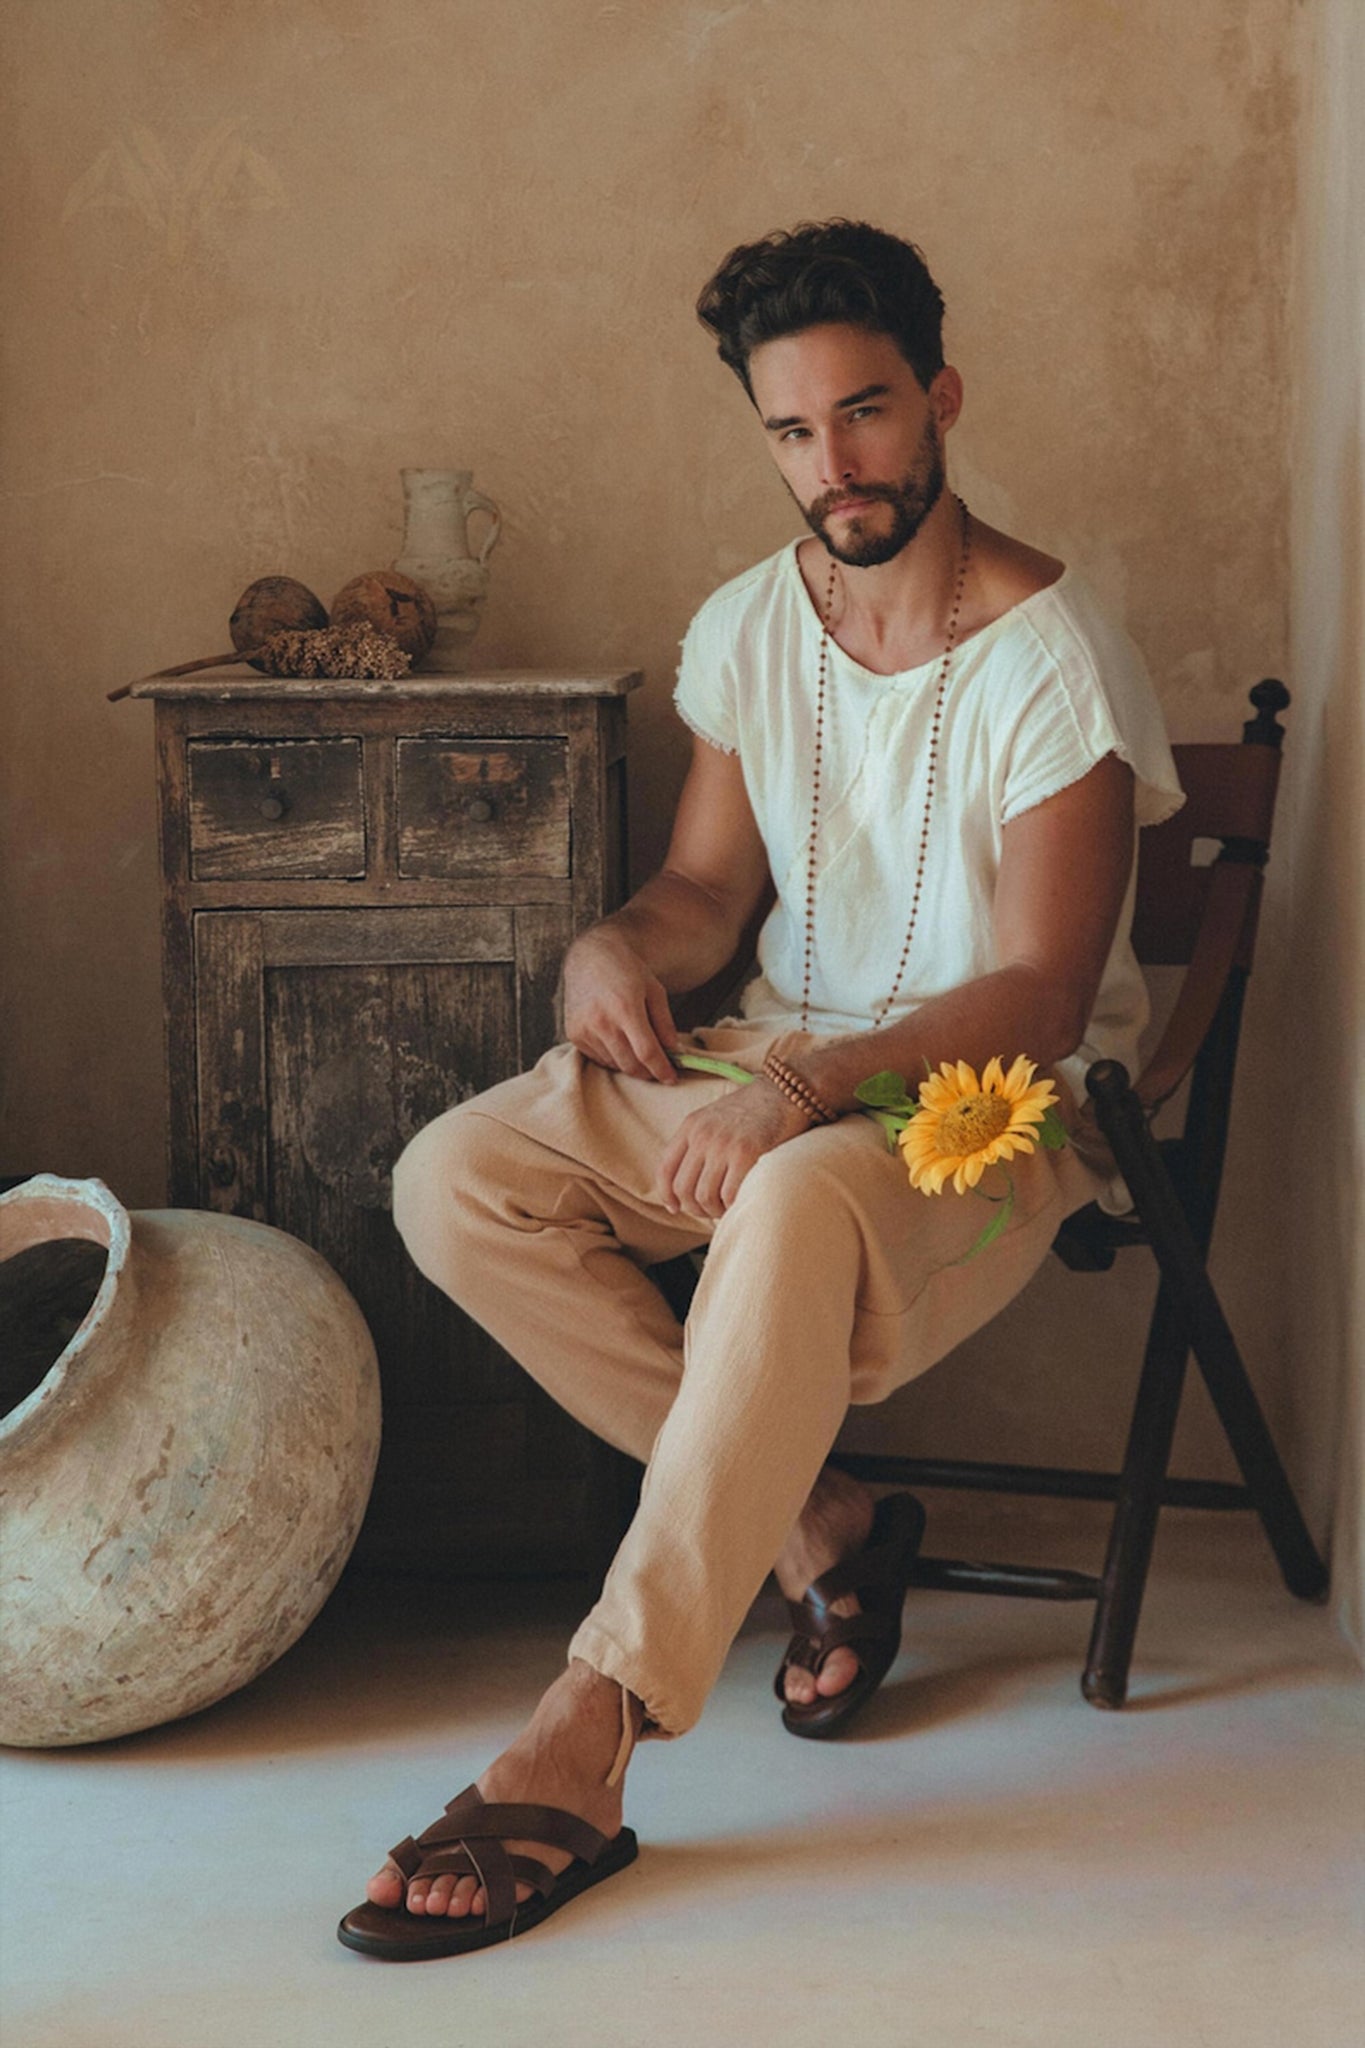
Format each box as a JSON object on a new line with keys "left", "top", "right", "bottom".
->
{"left": 806, "top": 489, "right": 968, "bottom": 676}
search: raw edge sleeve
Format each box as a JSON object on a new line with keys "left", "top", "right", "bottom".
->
{"left": 1000, "top": 646, "right": 1185, "bottom": 832}
{"left": 673, "top": 606, "right": 740, "bottom": 757}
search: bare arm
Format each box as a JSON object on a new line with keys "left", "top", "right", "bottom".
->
{"left": 657, "top": 752, "right": 1135, "bottom": 1216}
{"left": 562, "top": 735, "right": 772, "bottom": 1082}
{"left": 795, "top": 752, "right": 1137, "bottom": 1109}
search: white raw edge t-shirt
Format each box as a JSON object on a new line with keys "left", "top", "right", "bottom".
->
{"left": 673, "top": 540, "right": 1185, "bottom": 1121}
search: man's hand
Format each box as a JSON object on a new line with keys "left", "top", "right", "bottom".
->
{"left": 562, "top": 925, "right": 681, "bottom": 1084}
{"left": 657, "top": 1080, "right": 810, "bottom": 1218}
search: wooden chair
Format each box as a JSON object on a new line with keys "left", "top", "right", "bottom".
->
{"left": 653, "top": 678, "right": 1328, "bottom": 1707}
{"left": 827, "top": 678, "right": 1328, "bottom": 1705}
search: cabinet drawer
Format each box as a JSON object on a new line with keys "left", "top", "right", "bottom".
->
{"left": 397, "top": 738, "right": 570, "bottom": 879}
{"left": 187, "top": 740, "right": 365, "bottom": 880}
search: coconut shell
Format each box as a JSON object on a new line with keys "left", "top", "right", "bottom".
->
{"left": 230, "top": 577, "right": 329, "bottom": 672}
{"left": 330, "top": 570, "right": 437, "bottom": 660}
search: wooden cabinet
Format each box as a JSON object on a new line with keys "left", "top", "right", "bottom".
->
{"left": 132, "top": 670, "right": 643, "bottom": 1575}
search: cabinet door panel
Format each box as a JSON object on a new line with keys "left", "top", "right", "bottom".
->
{"left": 264, "top": 955, "right": 520, "bottom": 1406}
{"left": 264, "top": 956, "right": 599, "bottom": 1566}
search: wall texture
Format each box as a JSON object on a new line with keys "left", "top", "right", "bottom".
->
{"left": 1286, "top": 0, "right": 1364, "bottom": 1653}
{"left": 3, "top": 4, "right": 1340, "bottom": 1547}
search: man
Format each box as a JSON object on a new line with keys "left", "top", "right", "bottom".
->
{"left": 338, "top": 220, "right": 1182, "bottom": 1961}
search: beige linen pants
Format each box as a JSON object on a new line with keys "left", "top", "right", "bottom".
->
{"left": 392, "top": 1022, "right": 1104, "bottom": 1739}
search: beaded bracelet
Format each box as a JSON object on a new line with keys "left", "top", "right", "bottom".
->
{"left": 761, "top": 1052, "right": 841, "bottom": 1127}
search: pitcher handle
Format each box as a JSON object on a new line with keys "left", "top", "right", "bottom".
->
{"left": 463, "top": 488, "right": 502, "bottom": 565}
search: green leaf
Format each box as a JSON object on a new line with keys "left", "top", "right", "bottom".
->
{"left": 855, "top": 1071, "right": 918, "bottom": 1114}
{"left": 953, "top": 1178, "right": 1015, "bottom": 1263}
{"left": 1038, "top": 1105, "right": 1069, "bottom": 1150}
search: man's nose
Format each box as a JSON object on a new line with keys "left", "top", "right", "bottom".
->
{"left": 816, "top": 429, "right": 856, "bottom": 486}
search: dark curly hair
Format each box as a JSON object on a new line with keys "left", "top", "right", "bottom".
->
{"left": 696, "top": 220, "right": 946, "bottom": 400}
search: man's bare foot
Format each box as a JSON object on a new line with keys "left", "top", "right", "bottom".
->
{"left": 365, "top": 1660, "right": 639, "bottom": 1920}
{"left": 774, "top": 1466, "right": 877, "bottom": 1706}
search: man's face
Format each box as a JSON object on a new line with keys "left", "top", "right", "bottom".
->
{"left": 746, "top": 323, "right": 954, "bottom": 568}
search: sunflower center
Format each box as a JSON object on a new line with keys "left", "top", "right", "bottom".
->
{"left": 936, "top": 1093, "right": 1012, "bottom": 1156}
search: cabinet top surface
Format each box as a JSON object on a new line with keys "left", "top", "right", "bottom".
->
{"left": 128, "top": 667, "right": 644, "bottom": 702}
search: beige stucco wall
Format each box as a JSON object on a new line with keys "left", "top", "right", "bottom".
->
{"left": 1285, "top": 0, "right": 1364, "bottom": 1654}
{"left": 5, "top": 3, "right": 1348, "bottom": 1575}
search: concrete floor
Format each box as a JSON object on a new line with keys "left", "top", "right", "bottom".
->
{"left": 3, "top": 1496, "right": 1362, "bottom": 2048}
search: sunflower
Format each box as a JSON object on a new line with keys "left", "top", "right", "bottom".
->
{"left": 899, "top": 1056, "right": 1060, "bottom": 1196}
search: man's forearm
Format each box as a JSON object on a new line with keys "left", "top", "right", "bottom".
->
{"left": 586, "top": 869, "right": 752, "bottom": 996}
{"left": 793, "top": 964, "right": 1089, "bottom": 1116}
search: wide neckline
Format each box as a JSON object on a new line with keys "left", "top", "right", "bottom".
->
{"left": 784, "top": 539, "right": 1072, "bottom": 684}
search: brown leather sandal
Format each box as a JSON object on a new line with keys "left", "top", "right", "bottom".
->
{"left": 775, "top": 1490, "right": 927, "bottom": 1739}
{"left": 336, "top": 1784, "right": 639, "bottom": 1961}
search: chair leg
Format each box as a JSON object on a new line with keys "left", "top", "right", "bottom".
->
{"left": 1083, "top": 1279, "right": 1192, "bottom": 1709}
{"left": 1089, "top": 1063, "right": 1330, "bottom": 1606}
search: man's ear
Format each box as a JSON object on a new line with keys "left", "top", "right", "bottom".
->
{"left": 931, "top": 365, "right": 964, "bottom": 433}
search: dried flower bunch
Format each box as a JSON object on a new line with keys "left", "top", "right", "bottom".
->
{"left": 250, "top": 623, "right": 412, "bottom": 680}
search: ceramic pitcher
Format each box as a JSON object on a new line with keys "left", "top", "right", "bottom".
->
{"left": 394, "top": 467, "right": 503, "bottom": 671}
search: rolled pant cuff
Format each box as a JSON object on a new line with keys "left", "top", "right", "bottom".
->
{"left": 566, "top": 1619, "right": 691, "bottom": 1742}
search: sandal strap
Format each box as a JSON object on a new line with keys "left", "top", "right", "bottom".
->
{"left": 797, "top": 1495, "right": 925, "bottom": 1623}
{"left": 774, "top": 1496, "right": 927, "bottom": 1701}
{"left": 458, "top": 1835, "right": 517, "bottom": 1929}
{"left": 426, "top": 1791, "right": 608, "bottom": 1866}
{"left": 387, "top": 1835, "right": 423, "bottom": 1881}
{"left": 384, "top": 1783, "right": 609, "bottom": 1925}
{"left": 783, "top": 1606, "right": 899, "bottom": 1668}
{"left": 803, "top": 1545, "right": 910, "bottom": 1617}
{"left": 387, "top": 1839, "right": 563, "bottom": 1921}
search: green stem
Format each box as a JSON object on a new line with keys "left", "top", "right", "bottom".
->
{"left": 670, "top": 1051, "right": 757, "bottom": 1086}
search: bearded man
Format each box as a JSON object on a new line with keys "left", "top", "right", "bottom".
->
{"left": 338, "top": 219, "right": 1182, "bottom": 1962}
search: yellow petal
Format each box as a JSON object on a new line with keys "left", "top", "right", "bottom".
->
{"left": 1008, "top": 1102, "right": 1047, "bottom": 1127}
{"left": 918, "top": 1077, "right": 957, "bottom": 1112}
{"left": 981, "top": 1056, "right": 1005, "bottom": 1094}
{"left": 1002, "top": 1054, "right": 1037, "bottom": 1099}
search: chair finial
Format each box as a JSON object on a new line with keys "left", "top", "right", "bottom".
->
{"left": 1244, "top": 679, "right": 1290, "bottom": 749}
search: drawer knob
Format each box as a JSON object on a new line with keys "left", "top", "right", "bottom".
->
{"left": 257, "top": 794, "right": 289, "bottom": 821}
{"left": 467, "top": 797, "right": 495, "bottom": 824}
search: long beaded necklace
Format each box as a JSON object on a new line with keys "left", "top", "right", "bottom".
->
{"left": 799, "top": 494, "right": 973, "bottom": 1032}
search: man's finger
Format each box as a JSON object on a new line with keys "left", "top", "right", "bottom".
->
{"left": 644, "top": 981, "right": 680, "bottom": 1057}
{"left": 625, "top": 1012, "right": 679, "bottom": 1084}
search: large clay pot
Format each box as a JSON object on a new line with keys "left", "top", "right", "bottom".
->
{"left": 0, "top": 1177, "right": 381, "bottom": 1747}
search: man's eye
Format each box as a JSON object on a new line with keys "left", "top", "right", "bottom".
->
{"left": 780, "top": 427, "right": 811, "bottom": 443}
{"left": 847, "top": 406, "right": 878, "bottom": 421}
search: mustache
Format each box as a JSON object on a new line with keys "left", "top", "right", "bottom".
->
{"left": 808, "top": 483, "right": 899, "bottom": 521}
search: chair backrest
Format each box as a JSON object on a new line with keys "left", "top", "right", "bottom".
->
{"left": 1129, "top": 679, "right": 1288, "bottom": 1112}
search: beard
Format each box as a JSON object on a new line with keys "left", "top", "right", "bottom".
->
{"left": 799, "top": 413, "right": 946, "bottom": 568}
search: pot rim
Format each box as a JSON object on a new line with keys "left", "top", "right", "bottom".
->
{"left": 0, "top": 1175, "right": 129, "bottom": 1446}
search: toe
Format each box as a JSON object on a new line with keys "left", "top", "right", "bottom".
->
{"left": 815, "top": 1645, "right": 861, "bottom": 1698}
{"left": 406, "top": 1878, "right": 431, "bottom": 1915}
{"left": 450, "top": 1876, "right": 481, "bottom": 1918}
{"left": 425, "top": 1874, "right": 456, "bottom": 1915}
{"left": 784, "top": 1664, "right": 817, "bottom": 1705}
{"left": 364, "top": 1858, "right": 406, "bottom": 1908}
